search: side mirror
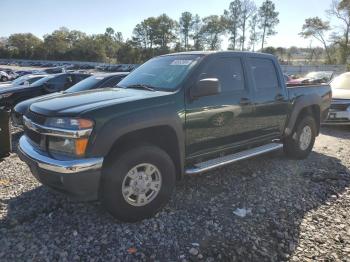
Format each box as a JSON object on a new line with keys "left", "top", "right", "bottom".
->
{"left": 191, "top": 78, "right": 221, "bottom": 99}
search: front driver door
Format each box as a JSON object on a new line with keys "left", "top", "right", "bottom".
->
{"left": 185, "top": 54, "right": 256, "bottom": 159}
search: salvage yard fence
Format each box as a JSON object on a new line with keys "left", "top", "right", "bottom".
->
{"left": 280, "top": 65, "right": 347, "bottom": 76}
{"left": 0, "top": 59, "right": 347, "bottom": 76}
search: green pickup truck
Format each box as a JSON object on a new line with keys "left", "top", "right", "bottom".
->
{"left": 18, "top": 52, "right": 331, "bottom": 222}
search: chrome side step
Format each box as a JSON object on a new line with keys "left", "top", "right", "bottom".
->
{"left": 185, "top": 143, "right": 283, "bottom": 175}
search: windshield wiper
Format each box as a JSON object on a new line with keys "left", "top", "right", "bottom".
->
{"left": 126, "top": 84, "right": 156, "bottom": 91}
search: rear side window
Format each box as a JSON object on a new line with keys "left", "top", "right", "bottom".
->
{"left": 200, "top": 57, "right": 245, "bottom": 92}
{"left": 249, "top": 58, "right": 279, "bottom": 89}
{"left": 100, "top": 76, "right": 125, "bottom": 88}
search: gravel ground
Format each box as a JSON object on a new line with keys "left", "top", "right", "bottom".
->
{"left": 1, "top": 126, "right": 350, "bottom": 261}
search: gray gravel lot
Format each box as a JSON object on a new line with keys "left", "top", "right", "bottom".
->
{"left": 1, "top": 126, "right": 350, "bottom": 261}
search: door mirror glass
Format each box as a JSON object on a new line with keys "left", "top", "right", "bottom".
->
{"left": 191, "top": 78, "right": 221, "bottom": 99}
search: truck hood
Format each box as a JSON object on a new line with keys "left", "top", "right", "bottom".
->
{"left": 29, "top": 88, "right": 172, "bottom": 116}
{"left": 14, "top": 92, "right": 63, "bottom": 115}
{"left": 0, "top": 83, "right": 13, "bottom": 88}
{"left": 332, "top": 88, "right": 350, "bottom": 100}
{"left": 0, "top": 84, "right": 37, "bottom": 95}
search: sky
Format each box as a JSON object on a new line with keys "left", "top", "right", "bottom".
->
{"left": 0, "top": 0, "right": 339, "bottom": 49}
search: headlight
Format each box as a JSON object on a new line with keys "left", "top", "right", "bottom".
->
{"left": 48, "top": 137, "right": 89, "bottom": 158}
{"left": 45, "top": 117, "right": 94, "bottom": 158}
{"left": 45, "top": 117, "right": 93, "bottom": 130}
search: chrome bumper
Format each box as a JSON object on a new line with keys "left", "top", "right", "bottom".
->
{"left": 324, "top": 109, "right": 350, "bottom": 125}
{"left": 18, "top": 135, "right": 103, "bottom": 174}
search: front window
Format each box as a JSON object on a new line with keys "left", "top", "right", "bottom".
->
{"left": 330, "top": 73, "right": 350, "bottom": 89}
{"left": 118, "top": 54, "right": 202, "bottom": 91}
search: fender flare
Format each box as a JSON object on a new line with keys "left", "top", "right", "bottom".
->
{"left": 88, "top": 107, "right": 185, "bottom": 174}
{"left": 284, "top": 94, "right": 321, "bottom": 136}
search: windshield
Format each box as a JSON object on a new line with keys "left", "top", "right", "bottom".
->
{"left": 31, "top": 75, "right": 55, "bottom": 86}
{"left": 330, "top": 73, "right": 350, "bottom": 89}
{"left": 118, "top": 54, "right": 202, "bottom": 90}
{"left": 305, "top": 71, "right": 333, "bottom": 80}
{"left": 11, "top": 75, "right": 44, "bottom": 86}
{"left": 67, "top": 75, "right": 105, "bottom": 92}
{"left": 11, "top": 76, "right": 28, "bottom": 85}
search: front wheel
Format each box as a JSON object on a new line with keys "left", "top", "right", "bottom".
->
{"left": 100, "top": 145, "right": 176, "bottom": 222}
{"left": 284, "top": 115, "right": 317, "bottom": 159}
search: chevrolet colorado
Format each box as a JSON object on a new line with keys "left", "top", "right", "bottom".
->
{"left": 18, "top": 52, "right": 331, "bottom": 222}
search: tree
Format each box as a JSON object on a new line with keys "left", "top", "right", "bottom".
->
{"left": 132, "top": 17, "right": 158, "bottom": 49}
{"left": 200, "top": 15, "right": 226, "bottom": 50}
{"left": 155, "top": 14, "right": 178, "bottom": 49}
{"left": 258, "top": 0, "right": 279, "bottom": 50}
{"left": 327, "top": 0, "right": 350, "bottom": 63}
{"left": 8, "top": 33, "right": 43, "bottom": 59}
{"left": 262, "top": 46, "right": 276, "bottom": 55}
{"left": 223, "top": 0, "right": 242, "bottom": 50}
{"left": 248, "top": 14, "right": 260, "bottom": 51}
{"left": 132, "top": 15, "right": 178, "bottom": 51}
{"left": 240, "top": 0, "right": 257, "bottom": 50}
{"left": 300, "top": 17, "right": 332, "bottom": 63}
{"left": 276, "top": 47, "right": 286, "bottom": 61}
{"left": 192, "top": 14, "right": 204, "bottom": 50}
{"left": 179, "top": 12, "right": 194, "bottom": 50}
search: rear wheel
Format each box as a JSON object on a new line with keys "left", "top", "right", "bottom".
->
{"left": 284, "top": 115, "right": 317, "bottom": 159}
{"left": 100, "top": 145, "right": 176, "bottom": 222}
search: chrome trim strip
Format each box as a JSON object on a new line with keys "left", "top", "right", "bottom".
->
{"left": 23, "top": 116, "right": 92, "bottom": 138}
{"left": 185, "top": 143, "right": 283, "bottom": 175}
{"left": 331, "top": 99, "right": 350, "bottom": 104}
{"left": 322, "top": 122, "right": 350, "bottom": 126}
{"left": 18, "top": 136, "right": 103, "bottom": 174}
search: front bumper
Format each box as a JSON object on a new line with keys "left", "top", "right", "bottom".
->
{"left": 18, "top": 135, "right": 104, "bottom": 201}
{"left": 324, "top": 110, "right": 350, "bottom": 125}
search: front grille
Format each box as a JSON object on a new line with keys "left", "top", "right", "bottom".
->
{"left": 330, "top": 103, "right": 349, "bottom": 111}
{"left": 26, "top": 110, "right": 46, "bottom": 125}
{"left": 24, "top": 126, "right": 42, "bottom": 147}
{"left": 330, "top": 99, "right": 350, "bottom": 111}
{"left": 24, "top": 110, "right": 47, "bottom": 150}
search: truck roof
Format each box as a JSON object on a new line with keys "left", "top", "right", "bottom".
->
{"left": 162, "top": 51, "right": 276, "bottom": 59}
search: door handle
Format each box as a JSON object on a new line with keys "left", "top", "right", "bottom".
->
{"left": 240, "top": 97, "right": 251, "bottom": 105}
{"left": 275, "top": 94, "right": 284, "bottom": 101}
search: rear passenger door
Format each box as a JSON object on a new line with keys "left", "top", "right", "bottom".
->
{"left": 247, "top": 57, "right": 289, "bottom": 138}
{"left": 185, "top": 54, "right": 256, "bottom": 158}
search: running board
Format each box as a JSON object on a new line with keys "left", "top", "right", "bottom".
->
{"left": 185, "top": 143, "right": 283, "bottom": 175}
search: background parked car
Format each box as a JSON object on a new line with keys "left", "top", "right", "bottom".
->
{"left": 0, "top": 69, "right": 18, "bottom": 81}
{"left": 12, "top": 72, "right": 129, "bottom": 126}
{"left": 324, "top": 72, "right": 350, "bottom": 125}
{"left": 0, "top": 74, "right": 47, "bottom": 88}
{"left": 287, "top": 71, "right": 334, "bottom": 86}
{"left": 0, "top": 72, "right": 90, "bottom": 110}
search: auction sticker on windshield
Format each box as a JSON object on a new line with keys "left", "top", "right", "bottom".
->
{"left": 170, "top": 60, "right": 193, "bottom": 66}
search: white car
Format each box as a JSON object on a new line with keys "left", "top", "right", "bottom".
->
{"left": 0, "top": 71, "right": 10, "bottom": 82}
{"left": 325, "top": 72, "right": 350, "bottom": 125}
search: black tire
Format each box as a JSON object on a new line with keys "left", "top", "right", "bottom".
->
{"left": 1, "top": 76, "right": 8, "bottom": 82}
{"left": 284, "top": 115, "right": 317, "bottom": 159}
{"left": 100, "top": 145, "right": 176, "bottom": 222}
